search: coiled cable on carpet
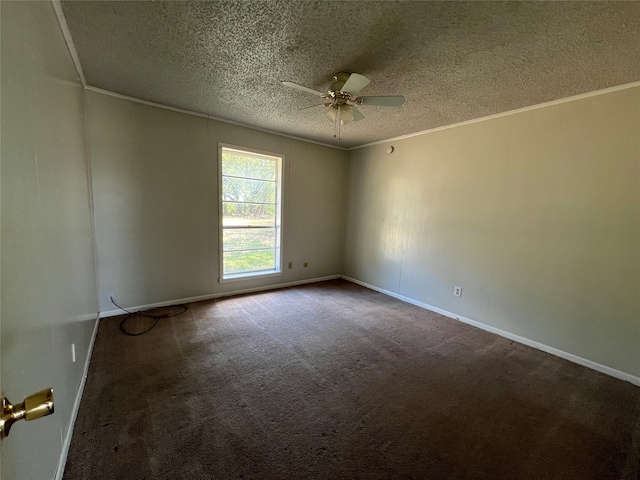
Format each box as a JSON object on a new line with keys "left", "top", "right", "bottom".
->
{"left": 110, "top": 297, "right": 188, "bottom": 336}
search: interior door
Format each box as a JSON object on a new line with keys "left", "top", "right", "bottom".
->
{"left": 1, "top": 2, "right": 99, "bottom": 478}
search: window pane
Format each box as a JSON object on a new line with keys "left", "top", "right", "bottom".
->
{"left": 220, "top": 146, "right": 282, "bottom": 280}
{"left": 222, "top": 177, "right": 275, "bottom": 204}
{"left": 223, "top": 228, "right": 275, "bottom": 252}
{"left": 223, "top": 203, "right": 275, "bottom": 227}
{"left": 223, "top": 249, "right": 275, "bottom": 274}
{"left": 222, "top": 151, "right": 276, "bottom": 181}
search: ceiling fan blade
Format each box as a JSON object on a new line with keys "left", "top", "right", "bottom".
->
{"left": 298, "top": 103, "right": 326, "bottom": 111}
{"left": 357, "top": 95, "right": 405, "bottom": 107}
{"left": 341, "top": 73, "right": 370, "bottom": 95}
{"left": 351, "top": 106, "right": 365, "bottom": 122}
{"left": 282, "top": 81, "right": 325, "bottom": 97}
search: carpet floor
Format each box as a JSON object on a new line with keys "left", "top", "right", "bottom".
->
{"left": 64, "top": 279, "right": 640, "bottom": 479}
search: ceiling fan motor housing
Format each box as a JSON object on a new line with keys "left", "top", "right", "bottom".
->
{"left": 332, "top": 92, "right": 350, "bottom": 106}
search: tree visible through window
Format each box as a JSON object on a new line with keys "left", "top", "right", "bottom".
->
{"left": 219, "top": 146, "right": 283, "bottom": 280}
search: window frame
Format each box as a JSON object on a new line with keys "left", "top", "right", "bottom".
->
{"left": 217, "top": 143, "right": 284, "bottom": 283}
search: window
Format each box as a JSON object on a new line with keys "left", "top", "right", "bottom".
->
{"left": 219, "top": 145, "right": 283, "bottom": 281}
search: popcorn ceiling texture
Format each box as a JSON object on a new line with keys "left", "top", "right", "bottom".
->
{"left": 61, "top": 1, "right": 640, "bottom": 148}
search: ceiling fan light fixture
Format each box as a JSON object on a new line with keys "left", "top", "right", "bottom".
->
{"left": 324, "top": 105, "right": 338, "bottom": 122}
{"left": 324, "top": 105, "right": 355, "bottom": 125}
{"left": 339, "top": 105, "right": 355, "bottom": 124}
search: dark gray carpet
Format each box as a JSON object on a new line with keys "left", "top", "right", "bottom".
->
{"left": 64, "top": 279, "right": 640, "bottom": 479}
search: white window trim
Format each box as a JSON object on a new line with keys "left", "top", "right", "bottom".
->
{"left": 218, "top": 143, "right": 284, "bottom": 283}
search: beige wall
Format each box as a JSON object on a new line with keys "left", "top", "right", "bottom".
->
{"left": 86, "top": 91, "right": 348, "bottom": 312}
{"left": 1, "top": 2, "right": 99, "bottom": 478}
{"left": 344, "top": 86, "right": 640, "bottom": 378}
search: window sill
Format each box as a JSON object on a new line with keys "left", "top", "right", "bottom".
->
{"left": 219, "top": 270, "right": 283, "bottom": 284}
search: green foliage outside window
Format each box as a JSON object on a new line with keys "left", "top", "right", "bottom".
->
{"left": 221, "top": 148, "right": 281, "bottom": 276}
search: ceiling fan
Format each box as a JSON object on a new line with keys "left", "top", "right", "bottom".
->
{"left": 282, "top": 72, "right": 405, "bottom": 138}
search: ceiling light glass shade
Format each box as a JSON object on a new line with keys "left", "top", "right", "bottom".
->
{"left": 339, "top": 105, "right": 355, "bottom": 124}
{"left": 324, "top": 105, "right": 355, "bottom": 125}
{"left": 324, "top": 105, "right": 338, "bottom": 122}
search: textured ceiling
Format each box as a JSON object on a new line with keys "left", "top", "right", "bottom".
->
{"left": 61, "top": 1, "right": 640, "bottom": 148}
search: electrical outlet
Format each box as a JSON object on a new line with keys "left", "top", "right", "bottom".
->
{"left": 71, "top": 343, "right": 76, "bottom": 363}
{"left": 454, "top": 286, "right": 462, "bottom": 297}
{"left": 107, "top": 292, "right": 115, "bottom": 303}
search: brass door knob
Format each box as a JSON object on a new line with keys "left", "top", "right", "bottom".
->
{"left": 0, "top": 388, "right": 54, "bottom": 439}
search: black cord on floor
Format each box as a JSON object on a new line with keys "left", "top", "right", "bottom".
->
{"left": 111, "top": 297, "right": 188, "bottom": 336}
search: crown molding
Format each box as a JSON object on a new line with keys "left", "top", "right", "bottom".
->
{"left": 52, "top": 0, "right": 86, "bottom": 87}
{"left": 349, "top": 80, "right": 640, "bottom": 150}
{"left": 51, "top": 0, "right": 639, "bottom": 153}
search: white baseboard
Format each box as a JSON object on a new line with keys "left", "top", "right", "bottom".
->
{"left": 340, "top": 275, "right": 401, "bottom": 299}
{"left": 55, "top": 312, "right": 101, "bottom": 480}
{"left": 341, "top": 275, "right": 640, "bottom": 387}
{"left": 99, "top": 275, "right": 341, "bottom": 318}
